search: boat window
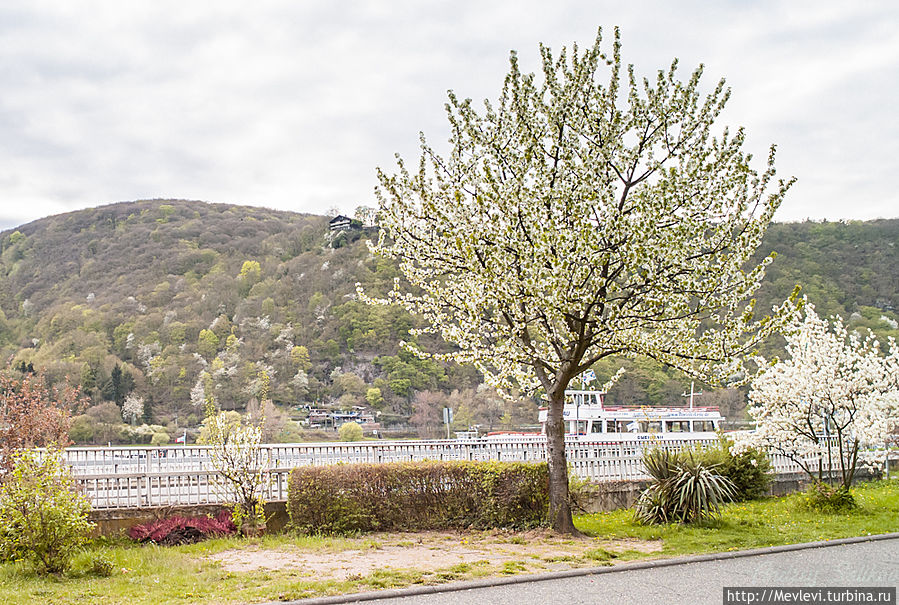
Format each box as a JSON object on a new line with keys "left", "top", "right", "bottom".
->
{"left": 590, "top": 421, "right": 603, "bottom": 433}
{"left": 605, "top": 420, "right": 617, "bottom": 433}
{"left": 695, "top": 421, "right": 715, "bottom": 432}
{"left": 641, "top": 421, "right": 662, "bottom": 433}
{"left": 569, "top": 420, "right": 587, "bottom": 434}
{"left": 666, "top": 421, "right": 690, "bottom": 433}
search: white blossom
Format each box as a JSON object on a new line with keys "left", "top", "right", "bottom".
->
{"left": 359, "top": 28, "right": 797, "bottom": 531}
{"left": 190, "top": 374, "right": 208, "bottom": 408}
{"left": 205, "top": 411, "right": 268, "bottom": 532}
{"left": 737, "top": 303, "right": 899, "bottom": 487}
{"left": 137, "top": 342, "right": 161, "bottom": 379}
{"left": 240, "top": 316, "right": 271, "bottom": 332}
{"left": 274, "top": 325, "right": 294, "bottom": 346}
{"left": 193, "top": 353, "right": 208, "bottom": 368}
{"left": 289, "top": 370, "right": 309, "bottom": 391}
{"left": 122, "top": 394, "right": 144, "bottom": 424}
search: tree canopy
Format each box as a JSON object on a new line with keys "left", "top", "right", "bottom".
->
{"left": 365, "top": 27, "right": 798, "bottom": 532}
{"left": 739, "top": 304, "right": 899, "bottom": 489}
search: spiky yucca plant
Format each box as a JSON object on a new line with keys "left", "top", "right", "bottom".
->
{"left": 634, "top": 448, "right": 736, "bottom": 525}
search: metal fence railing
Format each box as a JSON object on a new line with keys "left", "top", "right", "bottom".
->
{"left": 63, "top": 436, "right": 894, "bottom": 509}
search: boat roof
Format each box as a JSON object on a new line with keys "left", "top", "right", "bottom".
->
{"left": 540, "top": 404, "right": 723, "bottom": 419}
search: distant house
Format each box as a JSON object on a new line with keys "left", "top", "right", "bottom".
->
{"left": 328, "top": 215, "right": 356, "bottom": 232}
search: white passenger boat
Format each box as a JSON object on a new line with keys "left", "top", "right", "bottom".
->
{"left": 537, "top": 389, "right": 723, "bottom": 442}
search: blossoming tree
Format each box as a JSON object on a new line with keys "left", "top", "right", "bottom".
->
{"left": 203, "top": 409, "right": 268, "bottom": 533}
{"left": 199, "top": 371, "right": 271, "bottom": 533}
{"left": 741, "top": 304, "right": 899, "bottom": 489}
{"left": 121, "top": 394, "right": 144, "bottom": 426}
{"left": 363, "top": 28, "right": 797, "bottom": 533}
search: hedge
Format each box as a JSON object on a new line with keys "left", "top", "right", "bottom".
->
{"left": 287, "top": 460, "right": 549, "bottom": 534}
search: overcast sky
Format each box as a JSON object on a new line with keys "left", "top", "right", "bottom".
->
{"left": 1, "top": 1, "right": 897, "bottom": 231}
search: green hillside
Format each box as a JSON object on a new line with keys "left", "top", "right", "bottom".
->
{"left": 0, "top": 200, "right": 896, "bottom": 442}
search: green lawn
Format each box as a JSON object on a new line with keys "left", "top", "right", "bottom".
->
{"left": 576, "top": 479, "right": 899, "bottom": 559}
{"left": 0, "top": 480, "right": 895, "bottom": 605}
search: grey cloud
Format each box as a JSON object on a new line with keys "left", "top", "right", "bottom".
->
{"left": 0, "top": 0, "right": 896, "bottom": 229}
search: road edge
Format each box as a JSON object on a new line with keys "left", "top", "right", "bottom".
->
{"left": 271, "top": 532, "right": 899, "bottom": 605}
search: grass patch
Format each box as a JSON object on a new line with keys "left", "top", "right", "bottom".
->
{"left": 583, "top": 547, "right": 616, "bottom": 563}
{"left": 361, "top": 567, "right": 425, "bottom": 589}
{"left": 500, "top": 560, "right": 529, "bottom": 575}
{"left": 0, "top": 480, "right": 894, "bottom": 603}
{"left": 575, "top": 479, "right": 899, "bottom": 559}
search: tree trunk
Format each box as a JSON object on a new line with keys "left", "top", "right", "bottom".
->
{"left": 545, "top": 387, "right": 577, "bottom": 534}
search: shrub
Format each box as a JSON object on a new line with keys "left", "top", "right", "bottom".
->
{"left": 128, "top": 510, "right": 236, "bottom": 545}
{"left": 804, "top": 482, "right": 857, "bottom": 512}
{"left": 0, "top": 448, "right": 94, "bottom": 574}
{"left": 567, "top": 469, "right": 594, "bottom": 514}
{"left": 150, "top": 432, "right": 170, "bottom": 446}
{"left": 697, "top": 436, "right": 772, "bottom": 501}
{"left": 287, "top": 461, "right": 548, "bottom": 534}
{"left": 201, "top": 409, "right": 267, "bottom": 535}
{"left": 634, "top": 448, "right": 736, "bottom": 525}
{"left": 338, "top": 421, "right": 364, "bottom": 442}
{"left": 85, "top": 553, "right": 115, "bottom": 577}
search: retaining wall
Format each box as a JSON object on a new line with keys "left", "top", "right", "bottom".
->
{"left": 89, "top": 469, "right": 886, "bottom": 536}
{"left": 89, "top": 501, "right": 289, "bottom": 537}
{"left": 577, "top": 468, "right": 884, "bottom": 513}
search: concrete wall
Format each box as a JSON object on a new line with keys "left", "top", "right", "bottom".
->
{"left": 576, "top": 468, "right": 884, "bottom": 514}
{"left": 89, "top": 501, "right": 289, "bottom": 537}
{"left": 89, "top": 468, "right": 886, "bottom": 535}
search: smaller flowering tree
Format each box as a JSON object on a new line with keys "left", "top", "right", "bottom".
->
{"left": 121, "top": 394, "right": 144, "bottom": 426}
{"left": 200, "top": 371, "right": 271, "bottom": 534}
{"left": 203, "top": 409, "right": 268, "bottom": 533}
{"left": 738, "top": 304, "right": 899, "bottom": 489}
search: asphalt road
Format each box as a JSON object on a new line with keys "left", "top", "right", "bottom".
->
{"left": 351, "top": 537, "right": 899, "bottom": 605}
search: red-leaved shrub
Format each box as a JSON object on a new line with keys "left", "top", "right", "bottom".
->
{"left": 128, "top": 510, "right": 236, "bottom": 545}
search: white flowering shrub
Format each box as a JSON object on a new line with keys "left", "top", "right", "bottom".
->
{"left": 737, "top": 303, "right": 899, "bottom": 489}
{"left": 204, "top": 410, "right": 268, "bottom": 534}
{"left": 202, "top": 371, "right": 272, "bottom": 534}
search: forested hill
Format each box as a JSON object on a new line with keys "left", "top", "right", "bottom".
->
{"left": 0, "top": 200, "right": 482, "bottom": 435}
{"left": 0, "top": 200, "right": 896, "bottom": 436}
{"left": 754, "top": 219, "right": 898, "bottom": 321}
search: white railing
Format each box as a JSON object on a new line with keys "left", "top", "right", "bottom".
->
{"left": 66, "top": 436, "right": 889, "bottom": 509}
{"left": 77, "top": 469, "right": 293, "bottom": 509}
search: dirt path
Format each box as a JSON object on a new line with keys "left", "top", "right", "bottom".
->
{"left": 210, "top": 530, "right": 663, "bottom": 581}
